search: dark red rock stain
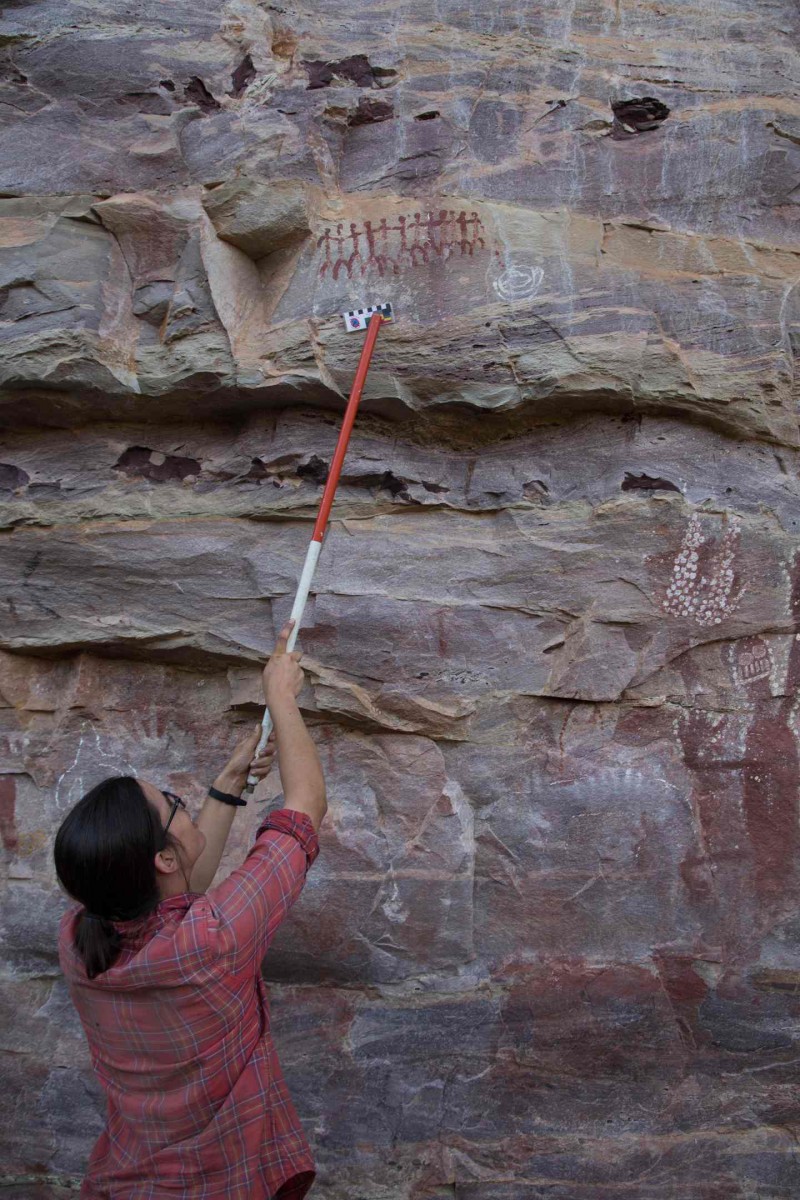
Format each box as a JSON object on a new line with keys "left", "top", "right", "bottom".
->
{"left": 677, "top": 708, "right": 746, "bottom": 907}
{"left": 494, "top": 961, "right": 672, "bottom": 1079}
{"left": 651, "top": 951, "right": 710, "bottom": 1049}
{"left": 676, "top": 556, "right": 800, "bottom": 941}
{"left": 303, "top": 55, "right": 397, "bottom": 90}
{"left": 739, "top": 556, "right": 800, "bottom": 915}
{"left": 0, "top": 777, "right": 19, "bottom": 854}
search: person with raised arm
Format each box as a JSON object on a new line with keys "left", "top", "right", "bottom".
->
{"left": 54, "top": 620, "right": 326, "bottom": 1200}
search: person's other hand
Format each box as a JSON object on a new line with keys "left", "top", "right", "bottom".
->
{"left": 219, "top": 724, "right": 276, "bottom": 790}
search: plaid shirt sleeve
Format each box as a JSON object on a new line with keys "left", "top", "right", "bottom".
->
{"left": 203, "top": 807, "right": 320, "bottom": 975}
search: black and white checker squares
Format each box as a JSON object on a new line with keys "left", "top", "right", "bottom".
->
{"left": 342, "top": 303, "right": 394, "bottom": 332}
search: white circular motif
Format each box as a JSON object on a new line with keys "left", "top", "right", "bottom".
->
{"left": 493, "top": 264, "right": 544, "bottom": 302}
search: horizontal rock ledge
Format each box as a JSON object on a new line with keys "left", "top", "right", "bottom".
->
{"left": 0, "top": 192, "right": 795, "bottom": 444}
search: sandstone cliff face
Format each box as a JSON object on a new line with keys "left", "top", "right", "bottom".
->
{"left": 1, "top": 1, "right": 800, "bottom": 1196}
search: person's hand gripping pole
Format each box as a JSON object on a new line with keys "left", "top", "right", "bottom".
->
{"left": 245, "top": 620, "right": 304, "bottom": 794}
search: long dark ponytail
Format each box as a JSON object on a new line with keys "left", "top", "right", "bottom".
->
{"left": 54, "top": 776, "right": 175, "bottom": 980}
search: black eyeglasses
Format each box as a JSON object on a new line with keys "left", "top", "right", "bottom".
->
{"left": 162, "top": 790, "right": 188, "bottom": 835}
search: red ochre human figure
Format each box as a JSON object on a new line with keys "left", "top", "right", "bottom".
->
{"left": 55, "top": 621, "right": 327, "bottom": 1200}
{"left": 316, "top": 208, "right": 488, "bottom": 278}
{"left": 676, "top": 560, "right": 800, "bottom": 948}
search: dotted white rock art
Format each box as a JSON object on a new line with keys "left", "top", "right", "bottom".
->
{"left": 662, "top": 513, "right": 741, "bottom": 626}
{"left": 493, "top": 264, "right": 544, "bottom": 302}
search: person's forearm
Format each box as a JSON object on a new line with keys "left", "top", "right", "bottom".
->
{"left": 189, "top": 765, "right": 245, "bottom": 893}
{"left": 269, "top": 691, "right": 327, "bottom": 827}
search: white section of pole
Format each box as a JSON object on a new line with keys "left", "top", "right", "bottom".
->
{"left": 244, "top": 538, "right": 323, "bottom": 795}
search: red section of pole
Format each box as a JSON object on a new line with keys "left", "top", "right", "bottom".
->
{"left": 311, "top": 311, "right": 384, "bottom": 543}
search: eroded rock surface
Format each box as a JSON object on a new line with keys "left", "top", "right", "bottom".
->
{"left": 1, "top": 0, "right": 800, "bottom": 1197}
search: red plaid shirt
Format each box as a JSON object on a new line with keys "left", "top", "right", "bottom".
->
{"left": 58, "top": 808, "right": 320, "bottom": 1200}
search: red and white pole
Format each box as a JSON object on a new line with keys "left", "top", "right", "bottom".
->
{"left": 245, "top": 311, "right": 385, "bottom": 792}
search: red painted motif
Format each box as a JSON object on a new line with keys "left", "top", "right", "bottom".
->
{"left": 316, "top": 210, "right": 487, "bottom": 279}
{"left": 0, "top": 776, "right": 18, "bottom": 854}
{"left": 739, "top": 559, "right": 800, "bottom": 914}
{"left": 675, "top": 556, "right": 800, "bottom": 948}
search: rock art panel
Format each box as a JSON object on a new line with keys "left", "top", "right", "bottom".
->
{"left": 1, "top": 0, "right": 800, "bottom": 1196}
{"left": 492, "top": 262, "right": 544, "bottom": 303}
{"left": 316, "top": 208, "right": 489, "bottom": 280}
{"left": 734, "top": 636, "right": 773, "bottom": 688}
{"left": 661, "top": 512, "right": 741, "bottom": 626}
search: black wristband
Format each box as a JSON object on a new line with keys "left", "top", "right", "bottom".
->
{"left": 208, "top": 786, "right": 247, "bottom": 808}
